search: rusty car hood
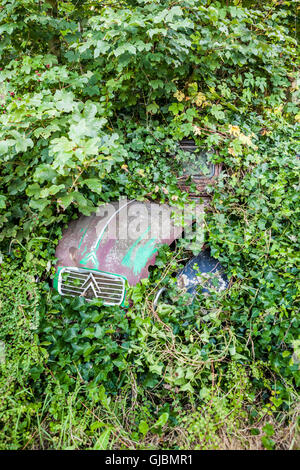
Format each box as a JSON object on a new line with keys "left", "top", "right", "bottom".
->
{"left": 55, "top": 200, "right": 202, "bottom": 286}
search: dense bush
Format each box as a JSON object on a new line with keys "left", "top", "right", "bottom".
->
{"left": 0, "top": 0, "right": 299, "bottom": 450}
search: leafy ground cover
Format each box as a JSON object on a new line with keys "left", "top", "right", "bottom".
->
{"left": 0, "top": 0, "right": 299, "bottom": 450}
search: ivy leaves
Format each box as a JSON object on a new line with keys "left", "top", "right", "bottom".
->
{"left": 0, "top": 0, "right": 297, "bottom": 250}
{"left": 0, "top": 133, "right": 33, "bottom": 157}
{"left": 0, "top": 73, "right": 125, "bottom": 224}
{"left": 54, "top": 90, "right": 76, "bottom": 113}
{"left": 0, "top": 0, "right": 299, "bottom": 451}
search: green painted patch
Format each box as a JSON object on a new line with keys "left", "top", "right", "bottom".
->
{"left": 121, "top": 227, "right": 158, "bottom": 275}
{"left": 53, "top": 266, "right": 63, "bottom": 291}
{"left": 79, "top": 249, "right": 99, "bottom": 268}
{"left": 78, "top": 227, "right": 88, "bottom": 249}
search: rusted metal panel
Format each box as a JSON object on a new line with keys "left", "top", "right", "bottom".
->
{"left": 174, "top": 139, "right": 222, "bottom": 196}
{"left": 177, "top": 164, "right": 222, "bottom": 195}
{"left": 55, "top": 200, "right": 200, "bottom": 287}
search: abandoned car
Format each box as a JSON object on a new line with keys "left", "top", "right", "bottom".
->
{"left": 53, "top": 141, "right": 228, "bottom": 306}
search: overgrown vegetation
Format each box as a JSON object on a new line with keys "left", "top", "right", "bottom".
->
{"left": 0, "top": 0, "right": 299, "bottom": 450}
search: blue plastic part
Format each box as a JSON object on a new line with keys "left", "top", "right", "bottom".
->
{"left": 177, "top": 249, "right": 228, "bottom": 296}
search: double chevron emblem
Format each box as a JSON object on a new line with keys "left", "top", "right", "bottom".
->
{"left": 80, "top": 272, "right": 101, "bottom": 298}
{"left": 79, "top": 250, "right": 99, "bottom": 268}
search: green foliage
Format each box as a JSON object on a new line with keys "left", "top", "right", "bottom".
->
{"left": 0, "top": 0, "right": 299, "bottom": 450}
{"left": 207, "top": 127, "right": 300, "bottom": 387}
{"left": 1, "top": 0, "right": 298, "bottom": 240}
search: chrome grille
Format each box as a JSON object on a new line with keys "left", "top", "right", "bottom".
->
{"left": 57, "top": 267, "right": 125, "bottom": 306}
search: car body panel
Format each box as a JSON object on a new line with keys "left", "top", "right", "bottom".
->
{"left": 177, "top": 249, "right": 229, "bottom": 296}
{"left": 53, "top": 141, "right": 222, "bottom": 304}
{"left": 54, "top": 200, "right": 202, "bottom": 288}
